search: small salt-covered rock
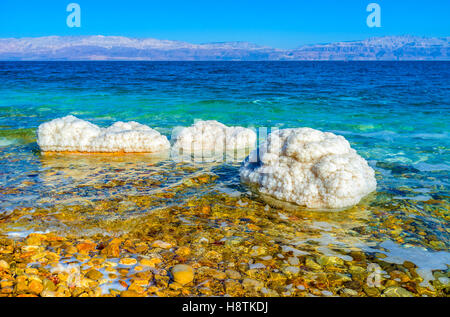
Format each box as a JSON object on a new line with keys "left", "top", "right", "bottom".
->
{"left": 171, "top": 120, "right": 256, "bottom": 157}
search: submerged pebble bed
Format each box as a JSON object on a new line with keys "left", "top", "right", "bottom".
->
{"left": 0, "top": 148, "right": 448, "bottom": 297}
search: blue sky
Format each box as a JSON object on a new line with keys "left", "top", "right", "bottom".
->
{"left": 0, "top": 0, "right": 449, "bottom": 48}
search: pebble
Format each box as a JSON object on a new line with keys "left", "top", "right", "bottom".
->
{"left": 169, "top": 282, "right": 183, "bottom": 290}
{"left": 212, "top": 270, "right": 227, "bottom": 280}
{"left": 140, "top": 257, "right": 161, "bottom": 267}
{"left": 249, "top": 263, "right": 266, "bottom": 270}
{"left": 317, "top": 255, "right": 344, "bottom": 267}
{"left": 438, "top": 277, "right": 449, "bottom": 286}
{"left": 331, "top": 273, "right": 352, "bottom": 283}
{"left": 105, "top": 261, "right": 118, "bottom": 267}
{"left": 349, "top": 251, "right": 366, "bottom": 262}
{"left": 282, "top": 266, "right": 300, "bottom": 276}
{"left": 120, "top": 290, "right": 141, "bottom": 297}
{"left": 175, "top": 246, "right": 191, "bottom": 257}
{"left": 1, "top": 280, "right": 13, "bottom": 288}
{"left": 349, "top": 265, "right": 366, "bottom": 275}
{"left": 41, "top": 290, "right": 57, "bottom": 297}
{"left": 287, "top": 257, "right": 299, "bottom": 266}
{"left": 25, "top": 234, "right": 43, "bottom": 246}
{"left": 205, "top": 250, "right": 222, "bottom": 262}
{"left": 363, "top": 285, "right": 381, "bottom": 296}
{"left": 66, "top": 246, "right": 77, "bottom": 254}
{"left": 250, "top": 246, "right": 267, "bottom": 257}
{"left": 101, "top": 239, "right": 121, "bottom": 257}
{"left": 225, "top": 269, "right": 241, "bottom": 280}
{"left": 77, "top": 241, "right": 97, "bottom": 254}
{"left": 242, "top": 278, "right": 264, "bottom": 291}
{"left": 403, "top": 261, "right": 417, "bottom": 270}
{"left": 281, "top": 245, "right": 308, "bottom": 256}
{"left": 85, "top": 269, "right": 103, "bottom": 281}
{"left": 305, "top": 258, "right": 322, "bottom": 270}
{"left": 28, "top": 280, "right": 44, "bottom": 295}
{"left": 260, "top": 255, "right": 273, "bottom": 261}
{"left": 342, "top": 288, "right": 358, "bottom": 296}
{"left": 0, "top": 260, "right": 9, "bottom": 270}
{"left": 171, "top": 264, "right": 194, "bottom": 285}
{"left": 151, "top": 240, "right": 172, "bottom": 249}
{"left": 119, "top": 258, "right": 137, "bottom": 266}
{"left": 224, "top": 279, "right": 244, "bottom": 296}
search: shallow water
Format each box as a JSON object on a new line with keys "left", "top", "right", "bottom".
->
{"left": 0, "top": 61, "right": 448, "bottom": 297}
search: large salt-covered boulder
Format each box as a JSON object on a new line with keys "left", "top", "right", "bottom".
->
{"left": 37, "top": 115, "right": 170, "bottom": 153}
{"left": 240, "top": 128, "right": 376, "bottom": 210}
{"left": 171, "top": 120, "right": 256, "bottom": 155}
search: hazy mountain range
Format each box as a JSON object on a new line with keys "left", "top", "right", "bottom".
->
{"left": 0, "top": 35, "right": 448, "bottom": 61}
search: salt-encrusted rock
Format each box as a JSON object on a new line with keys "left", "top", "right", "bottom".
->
{"left": 171, "top": 120, "right": 256, "bottom": 155}
{"left": 240, "top": 128, "right": 376, "bottom": 210}
{"left": 37, "top": 115, "right": 170, "bottom": 153}
{"left": 171, "top": 264, "right": 194, "bottom": 285}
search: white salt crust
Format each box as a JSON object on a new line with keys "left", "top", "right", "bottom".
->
{"left": 37, "top": 115, "right": 170, "bottom": 153}
{"left": 240, "top": 128, "right": 377, "bottom": 210}
{"left": 171, "top": 120, "right": 256, "bottom": 154}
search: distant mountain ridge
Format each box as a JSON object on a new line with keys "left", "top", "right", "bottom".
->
{"left": 0, "top": 35, "right": 448, "bottom": 61}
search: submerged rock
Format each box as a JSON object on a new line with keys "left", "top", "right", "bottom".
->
{"left": 37, "top": 115, "right": 170, "bottom": 153}
{"left": 242, "top": 278, "right": 264, "bottom": 291}
{"left": 0, "top": 260, "right": 10, "bottom": 270}
{"left": 85, "top": 269, "right": 103, "bottom": 281}
{"left": 383, "top": 286, "right": 414, "bottom": 297}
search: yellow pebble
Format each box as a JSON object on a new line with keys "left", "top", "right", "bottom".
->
{"left": 171, "top": 264, "right": 194, "bottom": 285}
{"left": 140, "top": 258, "right": 161, "bottom": 267}
{"left": 119, "top": 258, "right": 137, "bottom": 266}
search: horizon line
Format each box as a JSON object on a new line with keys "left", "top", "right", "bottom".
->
{"left": 2, "top": 34, "right": 448, "bottom": 61}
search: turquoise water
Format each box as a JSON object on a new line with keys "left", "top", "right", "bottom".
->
{"left": 0, "top": 62, "right": 449, "bottom": 267}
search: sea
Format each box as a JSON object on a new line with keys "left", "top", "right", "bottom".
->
{"left": 0, "top": 61, "right": 449, "bottom": 293}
